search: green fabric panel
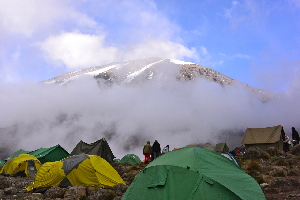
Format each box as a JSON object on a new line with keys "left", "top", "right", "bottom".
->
{"left": 123, "top": 165, "right": 200, "bottom": 200}
{"left": 29, "top": 145, "right": 69, "bottom": 164}
{"left": 113, "top": 159, "right": 120, "bottom": 162}
{"left": 214, "top": 143, "right": 229, "bottom": 153}
{"left": 0, "top": 159, "right": 4, "bottom": 167}
{"left": 4, "top": 149, "right": 29, "bottom": 162}
{"left": 120, "top": 154, "right": 141, "bottom": 165}
{"left": 70, "top": 139, "right": 115, "bottom": 163}
{"left": 124, "top": 148, "right": 265, "bottom": 200}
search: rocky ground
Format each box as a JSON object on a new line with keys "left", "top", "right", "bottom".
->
{"left": 2, "top": 146, "right": 300, "bottom": 199}
{"left": 0, "top": 162, "right": 145, "bottom": 200}
{"left": 237, "top": 145, "right": 300, "bottom": 200}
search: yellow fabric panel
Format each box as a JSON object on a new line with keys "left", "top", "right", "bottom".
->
{"left": 1, "top": 154, "right": 41, "bottom": 177}
{"left": 89, "top": 155, "right": 125, "bottom": 188}
{"left": 67, "top": 158, "right": 101, "bottom": 187}
{"left": 25, "top": 161, "right": 65, "bottom": 191}
{"left": 0, "top": 163, "right": 5, "bottom": 174}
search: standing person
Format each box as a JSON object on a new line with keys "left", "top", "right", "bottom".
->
{"left": 283, "top": 135, "right": 290, "bottom": 152}
{"left": 281, "top": 127, "right": 288, "bottom": 152}
{"left": 292, "top": 127, "right": 299, "bottom": 146}
{"left": 162, "top": 145, "right": 169, "bottom": 155}
{"left": 143, "top": 141, "right": 152, "bottom": 164}
{"left": 281, "top": 127, "right": 285, "bottom": 141}
{"left": 152, "top": 140, "right": 161, "bottom": 160}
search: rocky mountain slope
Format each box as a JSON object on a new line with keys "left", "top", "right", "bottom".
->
{"left": 42, "top": 57, "right": 278, "bottom": 102}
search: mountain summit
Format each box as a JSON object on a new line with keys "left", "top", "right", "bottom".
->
{"left": 42, "top": 57, "right": 276, "bottom": 102}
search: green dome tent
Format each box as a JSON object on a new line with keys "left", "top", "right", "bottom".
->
{"left": 120, "top": 154, "right": 141, "bottom": 165}
{"left": 123, "top": 147, "right": 265, "bottom": 200}
{"left": 114, "top": 159, "right": 121, "bottom": 162}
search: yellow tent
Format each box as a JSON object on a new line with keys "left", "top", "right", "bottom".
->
{"left": 26, "top": 153, "right": 125, "bottom": 191}
{"left": 0, "top": 154, "right": 41, "bottom": 178}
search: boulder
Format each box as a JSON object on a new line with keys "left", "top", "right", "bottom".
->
{"left": 244, "top": 147, "right": 270, "bottom": 159}
{"left": 87, "top": 187, "right": 98, "bottom": 197}
{"left": 260, "top": 183, "right": 269, "bottom": 189}
{"left": 0, "top": 176, "right": 10, "bottom": 189}
{"left": 112, "top": 183, "right": 128, "bottom": 191}
{"left": 64, "top": 186, "right": 86, "bottom": 199}
{"left": 43, "top": 186, "right": 67, "bottom": 199}
{"left": 266, "top": 147, "right": 280, "bottom": 156}
{"left": 291, "top": 144, "right": 300, "bottom": 155}
{"left": 3, "top": 186, "right": 17, "bottom": 195}
{"left": 95, "top": 189, "right": 117, "bottom": 200}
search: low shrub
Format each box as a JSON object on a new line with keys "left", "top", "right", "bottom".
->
{"left": 274, "top": 158, "right": 289, "bottom": 166}
{"left": 247, "top": 161, "right": 261, "bottom": 172}
{"left": 273, "top": 170, "right": 286, "bottom": 177}
{"left": 254, "top": 176, "right": 264, "bottom": 184}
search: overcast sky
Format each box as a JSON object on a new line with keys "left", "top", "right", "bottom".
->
{"left": 1, "top": 0, "right": 300, "bottom": 93}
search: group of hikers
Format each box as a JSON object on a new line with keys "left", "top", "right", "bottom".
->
{"left": 143, "top": 140, "right": 169, "bottom": 164}
{"left": 281, "top": 127, "right": 299, "bottom": 152}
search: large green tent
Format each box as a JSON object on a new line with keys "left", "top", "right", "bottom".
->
{"left": 70, "top": 138, "right": 115, "bottom": 163}
{"left": 120, "top": 154, "right": 141, "bottom": 165}
{"left": 123, "top": 147, "right": 265, "bottom": 200}
{"left": 4, "top": 149, "right": 29, "bottom": 162}
{"left": 28, "top": 144, "right": 69, "bottom": 164}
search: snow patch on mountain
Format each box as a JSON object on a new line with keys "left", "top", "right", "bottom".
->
{"left": 123, "top": 59, "right": 165, "bottom": 83}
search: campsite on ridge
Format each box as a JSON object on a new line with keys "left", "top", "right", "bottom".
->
{"left": 1, "top": 134, "right": 300, "bottom": 199}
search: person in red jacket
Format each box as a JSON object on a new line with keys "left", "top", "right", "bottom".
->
{"left": 143, "top": 141, "right": 152, "bottom": 164}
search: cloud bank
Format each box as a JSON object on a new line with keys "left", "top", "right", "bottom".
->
{"left": 0, "top": 67, "right": 299, "bottom": 159}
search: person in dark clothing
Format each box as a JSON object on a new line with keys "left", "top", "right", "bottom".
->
{"left": 292, "top": 127, "right": 299, "bottom": 146}
{"left": 281, "top": 127, "right": 285, "bottom": 140}
{"left": 281, "top": 127, "right": 289, "bottom": 152}
{"left": 152, "top": 140, "right": 161, "bottom": 160}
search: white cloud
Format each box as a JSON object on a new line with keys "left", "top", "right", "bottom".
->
{"left": 38, "top": 32, "right": 200, "bottom": 70}
{"left": 122, "top": 40, "right": 199, "bottom": 61}
{"left": 0, "top": 0, "right": 96, "bottom": 37}
{"left": 232, "top": 54, "right": 250, "bottom": 59}
{"left": 37, "top": 32, "right": 118, "bottom": 69}
{"left": 224, "top": 1, "right": 240, "bottom": 19}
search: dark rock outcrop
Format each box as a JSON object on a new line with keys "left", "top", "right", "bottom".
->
{"left": 244, "top": 147, "right": 270, "bottom": 159}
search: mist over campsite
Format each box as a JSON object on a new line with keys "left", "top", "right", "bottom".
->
{"left": 0, "top": 58, "right": 300, "bottom": 160}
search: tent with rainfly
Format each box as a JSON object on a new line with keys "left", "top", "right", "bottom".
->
{"left": 4, "top": 149, "right": 29, "bottom": 163}
{"left": 122, "top": 147, "right": 265, "bottom": 200}
{"left": 241, "top": 125, "right": 284, "bottom": 152}
{"left": 25, "top": 153, "right": 125, "bottom": 192}
{"left": 186, "top": 143, "right": 215, "bottom": 151}
{"left": 202, "top": 143, "right": 214, "bottom": 151}
{"left": 120, "top": 154, "right": 141, "bottom": 165}
{"left": 0, "top": 154, "right": 41, "bottom": 178}
{"left": 28, "top": 144, "right": 69, "bottom": 164}
{"left": 70, "top": 138, "right": 115, "bottom": 163}
{"left": 214, "top": 143, "right": 230, "bottom": 153}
